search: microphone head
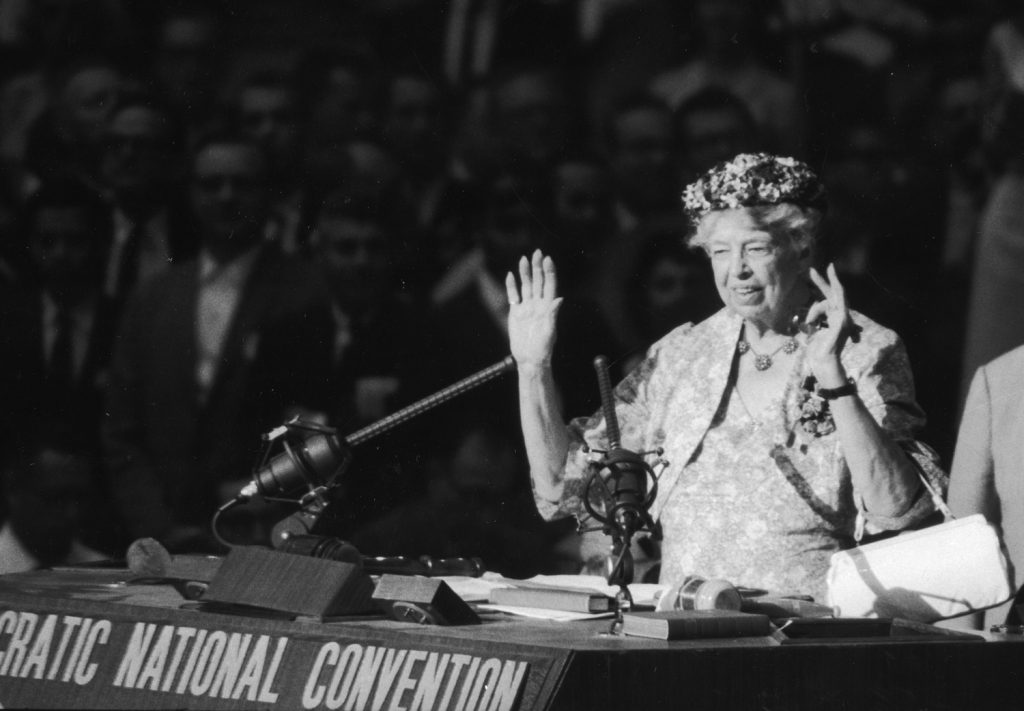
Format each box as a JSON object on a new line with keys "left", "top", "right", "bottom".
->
{"left": 251, "top": 431, "right": 347, "bottom": 498}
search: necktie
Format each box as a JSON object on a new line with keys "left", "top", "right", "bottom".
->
{"left": 116, "top": 224, "right": 143, "bottom": 298}
{"left": 49, "top": 304, "right": 74, "bottom": 390}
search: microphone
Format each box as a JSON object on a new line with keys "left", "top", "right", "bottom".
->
{"left": 233, "top": 420, "right": 348, "bottom": 505}
{"left": 230, "top": 356, "right": 516, "bottom": 505}
{"left": 585, "top": 356, "right": 659, "bottom": 542}
{"left": 583, "top": 356, "right": 662, "bottom": 589}
{"left": 216, "top": 356, "right": 517, "bottom": 548}
{"left": 593, "top": 355, "right": 651, "bottom": 540}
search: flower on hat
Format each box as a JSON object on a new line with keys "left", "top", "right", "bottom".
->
{"left": 682, "top": 153, "right": 827, "bottom": 224}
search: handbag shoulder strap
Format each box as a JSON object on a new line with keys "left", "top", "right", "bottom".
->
{"left": 916, "top": 468, "right": 953, "bottom": 520}
{"left": 851, "top": 468, "right": 951, "bottom": 543}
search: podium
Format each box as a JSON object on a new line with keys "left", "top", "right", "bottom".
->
{"left": 1, "top": 568, "right": 1022, "bottom": 710}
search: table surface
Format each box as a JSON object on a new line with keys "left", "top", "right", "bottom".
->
{"left": 6, "top": 567, "right": 1007, "bottom": 647}
{"left": 2, "top": 568, "right": 1023, "bottom": 711}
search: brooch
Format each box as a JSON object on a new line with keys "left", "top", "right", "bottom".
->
{"left": 796, "top": 375, "right": 835, "bottom": 437}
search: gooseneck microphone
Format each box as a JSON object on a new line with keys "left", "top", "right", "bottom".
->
{"left": 216, "top": 356, "right": 517, "bottom": 549}
{"left": 592, "top": 356, "right": 653, "bottom": 541}
{"left": 582, "top": 356, "right": 666, "bottom": 634}
{"left": 580, "top": 355, "right": 665, "bottom": 624}
{"left": 595, "top": 355, "right": 621, "bottom": 447}
{"left": 230, "top": 356, "right": 516, "bottom": 506}
{"left": 584, "top": 356, "right": 659, "bottom": 546}
{"left": 345, "top": 356, "right": 515, "bottom": 447}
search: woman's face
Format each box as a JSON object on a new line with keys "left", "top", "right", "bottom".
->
{"left": 702, "top": 209, "right": 808, "bottom": 328}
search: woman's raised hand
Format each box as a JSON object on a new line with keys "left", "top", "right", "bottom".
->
{"left": 804, "top": 263, "right": 860, "bottom": 381}
{"left": 506, "top": 250, "right": 562, "bottom": 367}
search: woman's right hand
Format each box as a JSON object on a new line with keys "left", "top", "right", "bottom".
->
{"left": 506, "top": 250, "right": 562, "bottom": 367}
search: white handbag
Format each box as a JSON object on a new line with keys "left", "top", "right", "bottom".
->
{"left": 826, "top": 473, "right": 1014, "bottom": 623}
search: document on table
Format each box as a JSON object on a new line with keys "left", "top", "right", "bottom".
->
{"left": 439, "top": 573, "right": 670, "bottom": 620}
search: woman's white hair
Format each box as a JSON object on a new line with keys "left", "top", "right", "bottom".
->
{"left": 688, "top": 203, "right": 824, "bottom": 256}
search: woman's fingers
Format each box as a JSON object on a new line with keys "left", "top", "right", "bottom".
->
{"left": 507, "top": 251, "right": 560, "bottom": 305}
{"left": 826, "top": 263, "right": 842, "bottom": 291}
{"left": 505, "top": 271, "right": 520, "bottom": 305}
{"left": 810, "top": 264, "right": 850, "bottom": 310}
{"left": 512, "top": 251, "right": 559, "bottom": 303}
{"left": 541, "top": 254, "right": 558, "bottom": 301}
{"left": 808, "top": 266, "right": 831, "bottom": 298}
{"left": 803, "top": 300, "right": 829, "bottom": 332}
{"left": 826, "top": 263, "right": 846, "bottom": 306}
{"left": 531, "top": 250, "right": 545, "bottom": 299}
{"left": 518, "top": 255, "right": 533, "bottom": 301}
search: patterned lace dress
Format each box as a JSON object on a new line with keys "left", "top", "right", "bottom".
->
{"left": 536, "top": 308, "right": 947, "bottom": 605}
{"left": 658, "top": 382, "right": 855, "bottom": 602}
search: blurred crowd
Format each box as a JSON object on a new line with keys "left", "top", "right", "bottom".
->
{"left": 0, "top": 0, "right": 1020, "bottom": 578}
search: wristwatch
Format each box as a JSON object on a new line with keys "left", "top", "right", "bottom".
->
{"left": 818, "top": 377, "right": 857, "bottom": 400}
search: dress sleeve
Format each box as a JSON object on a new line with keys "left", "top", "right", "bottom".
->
{"left": 853, "top": 330, "right": 949, "bottom": 533}
{"left": 532, "top": 330, "right": 680, "bottom": 521}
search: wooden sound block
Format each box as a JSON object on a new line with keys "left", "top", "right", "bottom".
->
{"left": 202, "top": 545, "right": 376, "bottom": 619}
{"left": 372, "top": 574, "right": 480, "bottom": 626}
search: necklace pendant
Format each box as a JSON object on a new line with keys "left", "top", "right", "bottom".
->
{"left": 754, "top": 354, "right": 773, "bottom": 371}
{"left": 783, "top": 338, "right": 799, "bottom": 355}
{"left": 737, "top": 340, "right": 750, "bottom": 354}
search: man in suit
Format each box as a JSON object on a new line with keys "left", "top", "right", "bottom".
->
{"left": 103, "top": 133, "right": 333, "bottom": 552}
{"left": 303, "top": 190, "right": 427, "bottom": 538}
{"left": 0, "top": 180, "right": 114, "bottom": 449}
{"left": 948, "top": 343, "right": 1024, "bottom": 628}
{"left": 99, "top": 91, "right": 199, "bottom": 309}
{"left": 232, "top": 72, "right": 304, "bottom": 254}
{"left": 0, "top": 180, "right": 120, "bottom": 551}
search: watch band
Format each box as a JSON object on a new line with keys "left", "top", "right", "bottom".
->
{"left": 818, "top": 377, "right": 857, "bottom": 400}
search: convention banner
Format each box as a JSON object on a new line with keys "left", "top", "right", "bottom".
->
{"left": 0, "top": 595, "right": 569, "bottom": 710}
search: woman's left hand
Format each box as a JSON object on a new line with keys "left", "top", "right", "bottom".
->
{"left": 804, "top": 263, "right": 860, "bottom": 384}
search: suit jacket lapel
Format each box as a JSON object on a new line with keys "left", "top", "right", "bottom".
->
{"left": 79, "top": 294, "right": 118, "bottom": 388}
{"left": 173, "top": 265, "right": 202, "bottom": 410}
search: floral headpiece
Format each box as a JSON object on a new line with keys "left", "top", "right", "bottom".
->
{"left": 681, "top": 153, "right": 827, "bottom": 225}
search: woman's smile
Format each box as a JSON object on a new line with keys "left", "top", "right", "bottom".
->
{"left": 732, "top": 285, "right": 762, "bottom": 302}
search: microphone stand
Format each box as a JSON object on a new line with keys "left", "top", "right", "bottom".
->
{"left": 582, "top": 356, "right": 666, "bottom": 634}
{"left": 345, "top": 356, "right": 515, "bottom": 447}
{"left": 264, "top": 356, "right": 517, "bottom": 548}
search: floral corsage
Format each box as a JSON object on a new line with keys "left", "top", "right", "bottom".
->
{"left": 796, "top": 375, "right": 835, "bottom": 437}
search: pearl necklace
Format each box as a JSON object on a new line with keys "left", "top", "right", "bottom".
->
{"left": 737, "top": 332, "right": 800, "bottom": 371}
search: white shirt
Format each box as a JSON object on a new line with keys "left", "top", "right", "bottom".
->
{"left": 195, "top": 247, "right": 261, "bottom": 399}
{"left": 331, "top": 303, "right": 353, "bottom": 365}
{"left": 474, "top": 263, "right": 509, "bottom": 335}
{"left": 431, "top": 246, "right": 484, "bottom": 306}
{"left": 430, "top": 246, "right": 508, "bottom": 331}
{"left": 42, "top": 292, "right": 96, "bottom": 380}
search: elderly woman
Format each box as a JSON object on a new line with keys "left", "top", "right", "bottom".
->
{"left": 507, "top": 153, "right": 946, "bottom": 601}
